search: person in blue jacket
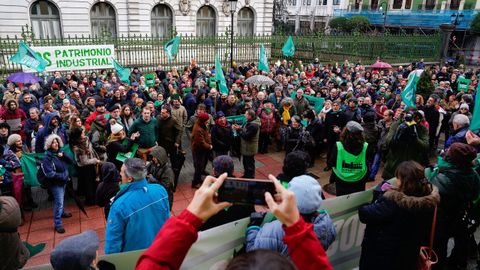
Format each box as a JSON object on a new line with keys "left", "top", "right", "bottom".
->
{"left": 40, "top": 134, "right": 74, "bottom": 234}
{"left": 105, "top": 157, "right": 170, "bottom": 254}
{"left": 35, "top": 112, "right": 68, "bottom": 153}
{"left": 245, "top": 175, "right": 336, "bottom": 255}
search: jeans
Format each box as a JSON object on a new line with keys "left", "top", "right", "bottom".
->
{"left": 49, "top": 185, "right": 65, "bottom": 228}
{"left": 370, "top": 152, "right": 382, "bottom": 179}
{"left": 242, "top": 155, "right": 256, "bottom": 179}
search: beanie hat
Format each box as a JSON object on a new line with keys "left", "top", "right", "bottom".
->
{"left": 346, "top": 121, "right": 364, "bottom": 133}
{"left": 460, "top": 103, "right": 469, "bottom": 110}
{"left": 213, "top": 155, "right": 234, "bottom": 176}
{"left": 109, "top": 104, "right": 121, "bottom": 112}
{"left": 288, "top": 175, "right": 323, "bottom": 214}
{"left": 215, "top": 111, "right": 225, "bottom": 120}
{"left": 446, "top": 142, "right": 477, "bottom": 167}
{"left": 50, "top": 230, "right": 99, "bottom": 270}
{"left": 110, "top": 123, "right": 124, "bottom": 135}
{"left": 7, "top": 134, "right": 21, "bottom": 146}
{"left": 198, "top": 113, "right": 209, "bottom": 123}
{"left": 95, "top": 101, "right": 104, "bottom": 108}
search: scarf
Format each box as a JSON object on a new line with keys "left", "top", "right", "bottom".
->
{"left": 282, "top": 104, "right": 292, "bottom": 125}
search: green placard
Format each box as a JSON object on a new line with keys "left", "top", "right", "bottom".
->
{"left": 116, "top": 141, "right": 139, "bottom": 162}
{"left": 145, "top": 74, "right": 155, "bottom": 87}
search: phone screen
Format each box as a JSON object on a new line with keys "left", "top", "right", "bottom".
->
{"left": 218, "top": 178, "right": 276, "bottom": 205}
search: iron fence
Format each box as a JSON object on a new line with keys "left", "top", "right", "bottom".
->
{"left": 0, "top": 27, "right": 441, "bottom": 79}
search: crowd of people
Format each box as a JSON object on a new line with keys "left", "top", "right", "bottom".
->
{"left": 1, "top": 58, "right": 480, "bottom": 270}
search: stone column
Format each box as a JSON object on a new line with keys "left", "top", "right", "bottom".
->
{"left": 439, "top": 23, "right": 455, "bottom": 64}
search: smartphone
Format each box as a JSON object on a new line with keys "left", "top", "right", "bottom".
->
{"left": 218, "top": 177, "right": 276, "bottom": 205}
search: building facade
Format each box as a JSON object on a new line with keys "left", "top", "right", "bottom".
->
{"left": 283, "top": 0, "right": 348, "bottom": 33}
{"left": 0, "top": 0, "right": 274, "bottom": 38}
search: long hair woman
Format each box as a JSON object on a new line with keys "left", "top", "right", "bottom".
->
{"left": 70, "top": 127, "right": 100, "bottom": 205}
{"left": 358, "top": 161, "right": 439, "bottom": 270}
{"left": 329, "top": 121, "right": 368, "bottom": 196}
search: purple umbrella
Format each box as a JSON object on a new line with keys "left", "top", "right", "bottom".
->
{"left": 6, "top": 72, "right": 41, "bottom": 84}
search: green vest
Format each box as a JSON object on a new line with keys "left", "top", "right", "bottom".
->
{"left": 333, "top": 141, "right": 368, "bottom": 182}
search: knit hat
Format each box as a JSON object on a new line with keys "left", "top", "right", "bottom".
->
{"left": 109, "top": 104, "right": 121, "bottom": 112}
{"left": 446, "top": 142, "right": 477, "bottom": 167}
{"left": 215, "top": 111, "right": 225, "bottom": 120}
{"left": 95, "top": 101, "right": 104, "bottom": 108}
{"left": 460, "top": 103, "right": 469, "bottom": 110}
{"left": 198, "top": 113, "right": 209, "bottom": 123}
{"left": 213, "top": 155, "right": 234, "bottom": 176}
{"left": 50, "top": 230, "right": 99, "bottom": 270}
{"left": 7, "top": 134, "right": 21, "bottom": 146}
{"left": 44, "top": 134, "right": 64, "bottom": 151}
{"left": 288, "top": 175, "right": 323, "bottom": 214}
{"left": 110, "top": 123, "right": 123, "bottom": 135}
{"left": 346, "top": 121, "right": 364, "bottom": 133}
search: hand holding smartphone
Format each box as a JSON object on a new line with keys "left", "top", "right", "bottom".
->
{"left": 218, "top": 177, "right": 276, "bottom": 205}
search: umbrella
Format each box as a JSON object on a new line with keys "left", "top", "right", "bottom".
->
{"left": 6, "top": 72, "right": 41, "bottom": 84}
{"left": 245, "top": 75, "right": 275, "bottom": 86}
{"left": 371, "top": 61, "right": 392, "bottom": 69}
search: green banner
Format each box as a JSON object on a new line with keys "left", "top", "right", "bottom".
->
{"left": 112, "top": 59, "right": 131, "bottom": 84}
{"left": 458, "top": 76, "right": 471, "bottom": 92}
{"left": 282, "top": 36, "right": 295, "bottom": 57}
{"left": 401, "top": 70, "right": 421, "bottom": 108}
{"left": 470, "top": 84, "right": 480, "bottom": 131}
{"left": 116, "top": 141, "right": 139, "bottom": 162}
{"left": 290, "top": 93, "right": 325, "bottom": 114}
{"left": 10, "top": 41, "right": 49, "bottom": 72}
{"left": 164, "top": 36, "right": 180, "bottom": 62}
{"left": 226, "top": 115, "right": 246, "bottom": 126}
{"left": 215, "top": 55, "right": 229, "bottom": 95}
{"left": 258, "top": 44, "right": 269, "bottom": 73}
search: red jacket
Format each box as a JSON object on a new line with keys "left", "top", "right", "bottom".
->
{"left": 136, "top": 210, "right": 332, "bottom": 270}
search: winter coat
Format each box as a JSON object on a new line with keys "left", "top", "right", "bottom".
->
{"left": 35, "top": 112, "right": 69, "bottom": 153}
{"left": 105, "top": 179, "right": 170, "bottom": 254}
{"left": 221, "top": 102, "right": 241, "bottom": 117}
{"left": 343, "top": 107, "right": 362, "bottom": 123}
{"left": 259, "top": 109, "right": 276, "bottom": 133}
{"left": 81, "top": 105, "right": 95, "bottom": 121}
{"left": 0, "top": 103, "right": 27, "bottom": 135}
{"left": 323, "top": 110, "right": 346, "bottom": 142}
{"left": 239, "top": 117, "right": 260, "bottom": 156}
{"left": 95, "top": 162, "right": 120, "bottom": 218}
{"left": 246, "top": 211, "right": 336, "bottom": 256}
{"left": 282, "top": 126, "right": 312, "bottom": 154}
{"left": 444, "top": 126, "right": 468, "bottom": 150}
{"left": 40, "top": 149, "right": 73, "bottom": 186}
{"left": 72, "top": 139, "right": 98, "bottom": 167}
{"left": 147, "top": 147, "right": 175, "bottom": 208}
{"left": 362, "top": 122, "right": 379, "bottom": 160}
{"left": 183, "top": 93, "right": 197, "bottom": 119}
{"left": 191, "top": 122, "right": 211, "bottom": 153}
{"left": 156, "top": 116, "right": 182, "bottom": 155}
{"left": 171, "top": 106, "right": 188, "bottom": 128}
{"left": 358, "top": 187, "right": 440, "bottom": 270}
{"left": 106, "top": 138, "right": 134, "bottom": 171}
{"left": 0, "top": 196, "right": 29, "bottom": 270}
{"left": 423, "top": 105, "right": 440, "bottom": 136}
{"left": 382, "top": 120, "right": 429, "bottom": 179}
{"left": 306, "top": 118, "right": 322, "bottom": 143}
{"left": 293, "top": 96, "right": 310, "bottom": 116}
{"left": 129, "top": 117, "right": 157, "bottom": 148}
{"left": 210, "top": 124, "right": 233, "bottom": 154}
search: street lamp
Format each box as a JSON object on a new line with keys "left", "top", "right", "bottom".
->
{"left": 229, "top": 0, "right": 238, "bottom": 68}
{"left": 379, "top": 2, "right": 388, "bottom": 33}
{"left": 451, "top": 12, "right": 465, "bottom": 50}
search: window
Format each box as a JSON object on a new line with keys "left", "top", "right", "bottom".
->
{"left": 405, "top": 0, "right": 412, "bottom": 8}
{"left": 196, "top": 6, "right": 216, "bottom": 36}
{"left": 302, "top": 0, "right": 312, "bottom": 5}
{"left": 425, "top": 0, "right": 436, "bottom": 9}
{"left": 291, "top": 0, "right": 297, "bottom": 5}
{"left": 371, "top": 0, "right": 379, "bottom": 9}
{"left": 237, "top": 7, "right": 254, "bottom": 36}
{"left": 393, "top": 0, "right": 402, "bottom": 9}
{"left": 450, "top": 0, "right": 460, "bottom": 9}
{"left": 323, "top": 0, "right": 328, "bottom": 5}
{"left": 151, "top": 4, "right": 173, "bottom": 37}
{"left": 30, "top": 0, "right": 62, "bottom": 39}
{"left": 91, "top": 2, "right": 116, "bottom": 37}
{"left": 333, "top": 0, "right": 340, "bottom": 5}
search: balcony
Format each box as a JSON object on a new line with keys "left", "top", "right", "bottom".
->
{"left": 333, "top": 9, "right": 478, "bottom": 29}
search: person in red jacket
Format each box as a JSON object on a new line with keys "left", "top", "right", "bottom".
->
{"left": 136, "top": 173, "right": 332, "bottom": 270}
{"left": 84, "top": 101, "right": 107, "bottom": 130}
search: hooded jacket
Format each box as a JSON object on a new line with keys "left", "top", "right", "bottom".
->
{"left": 0, "top": 196, "right": 29, "bottom": 270}
{"left": 246, "top": 211, "right": 336, "bottom": 256}
{"left": 147, "top": 146, "right": 175, "bottom": 208}
{"left": 358, "top": 187, "right": 440, "bottom": 270}
{"left": 34, "top": 112, "right": 68, "bottom": 153}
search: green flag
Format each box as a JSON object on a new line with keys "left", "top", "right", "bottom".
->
{"left": 458, "top": 76, "right": 471, "bottom": 92}
{"left": 226, "top": 115, "right": 246, "bottom": 126}
{"left": 112, "top": 59, "right": 131, "bottom": 84}
{"left": 164, "top": 36, "right": 181, "bottom": 62}
{"left": 470, "top": 84, "right": 480, "bottom": 131}
{"left": 215, "top": 55, "right": 229, "bottom": 95}
{"left": 145, "top": 73, "right": 155, "bottom": 87}
{"left": 258, "top": 44, "right": 269, "bottom": 73}
{"left": 282, "top": 36, "right": 295, "bottom": 57}
{"left": 401, "top": 70, "right": 421, "bottom": 108}
{"left": 9, "top": 41, "right": 48, "bottom": 72}
{"left": 290, "top": 92, "right": 325, "bottom": 114}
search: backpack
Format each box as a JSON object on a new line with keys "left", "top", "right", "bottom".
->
{"left": 392, "top": 122, "right": 418, "bottom": 145}
{"left": 37, "top": 162, "right": 55, "bottom": 189}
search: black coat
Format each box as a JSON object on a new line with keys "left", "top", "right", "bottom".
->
{"left": 323, "top": 110, "right": 346, "bottom": 142}
{"left": 358, "top": 187, "right": 440, "bottom": 270}
{"left": 210, "top": 124, "right": 233, "bottom": 153}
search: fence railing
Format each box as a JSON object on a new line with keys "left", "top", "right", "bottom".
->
{"left": 0, "top": 31, "right": 441, "bottom": 79}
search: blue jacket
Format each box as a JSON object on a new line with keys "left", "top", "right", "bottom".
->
{"left": 444, "top": 126, "right": 468, "bottom": 150}
{"left": 245, "top": 211, "right": 336, "bottom": 256}
{"left": 40, "top": 150, "right": 72, "bottom": 186}
{"left": 35, "top": 112, "right": 69, "bottom": 153}
{"left": 105, "top": 179, "right": 170, "bottom": 254}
